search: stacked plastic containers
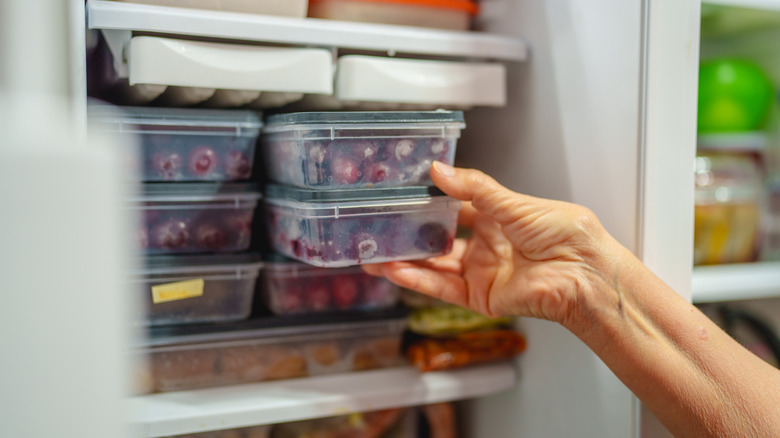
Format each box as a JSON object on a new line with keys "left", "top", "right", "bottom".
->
{"left": 89, "top": 105, "right": 265, "bottom": 327}
{"left": 261, "top": 111, "right": 465, "bottom": 267}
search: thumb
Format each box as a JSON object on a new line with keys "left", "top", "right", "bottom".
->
{"left": 431, "top": 161, "right": 535, "bottom": 226}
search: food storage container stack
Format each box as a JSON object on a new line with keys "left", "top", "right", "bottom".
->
{"left": 260, "top": 111, "right": 465, "bottom": 268}
{"left": 89, "top": 105, "right": 265, "bottom": 327}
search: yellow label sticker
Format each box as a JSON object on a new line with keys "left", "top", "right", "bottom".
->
{"left": 151, "top": 279, "right": 204, "bottom": 304}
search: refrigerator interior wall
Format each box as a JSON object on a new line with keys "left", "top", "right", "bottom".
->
{"left": 459, "top": 0, "right": 699, "bottom": 437}
{"left": 459, "top": 0, "right": 639, "bottom": 437}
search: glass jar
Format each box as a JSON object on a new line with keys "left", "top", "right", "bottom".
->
{"left": 694, "top": 145, "right": 765, "bottom": 265}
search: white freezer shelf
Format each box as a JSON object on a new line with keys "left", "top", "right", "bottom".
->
{"left": 86, "top": 0, "right": 527, "bottom": 62}
{"left": 128, "top": 363, "right": 517, "bottom": 437}
{"left": 702, "top": 0, "right": 780, "bottom": 12}
{"left": 692, "top": 261, "right": 780, "bottom": 303}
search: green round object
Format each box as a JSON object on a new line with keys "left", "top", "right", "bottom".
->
{"left": 697, "top": 59, "right": 774, "bottom": 133}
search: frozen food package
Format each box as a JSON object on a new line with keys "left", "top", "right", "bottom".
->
{"left": 407, "top": 306, "right": 513, "bottom": 336}
{"left": 262, "top": 253, "right": 400, "bottom": 315}
{"left": 133, "top": 253, "right": 263, "bottom": 326}
{"left": 406, "top": 330, "right": 527, "bottom": 372}
{"left": 265, "top": 185, "right": 460, "bottom": 267}
{"left": 132, "top": 183, "right": 261, "bottom": 255}
{"left": 137, "top": 316, "right": 407, "bottom": 393}
{"left": 89, "top": 105, "right": 263, "bottom": 182}
{"left": 261, "top": 111, "right": 464, "bottom": 189}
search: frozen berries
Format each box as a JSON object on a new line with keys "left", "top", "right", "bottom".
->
{"left": 150, "top": 152, "right": 183, "bottom": 180}
{"left": 224, "top": 150, "right": 251, "bottom": 180}
{"left": 152, "top": 219, "right": 190, "bottom": 249}
{"left": 414, "top": 222, "right": 450, "bottom": 253}
{"left": 188, "top": 145, "right": 219, "bottom": 177}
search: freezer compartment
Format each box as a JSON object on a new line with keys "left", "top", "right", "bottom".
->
{"left": 308, "top": 0, "right": 477, "bottom": 30}
{"left": 133, "top": 183, "right": 261, "bottom": 255}
{"left": 163, "top": 424, "right": 271, "bottom": 438}
{"left": 134, "top": 253, "right": 263, "bottom": 326}
{"left": 261, "top": 111, "right": 464, "bottom": 189}
{"left": 89, "top": 106, "right": 262, "bottom": 182}
{"left": 137, "top": 317, "right": 407, "bottom": 393}
{"left": 264, "top": 185, "right": 461, "bottom": 267}
{"left": 262, "top": 254, "right": 399, "bottom": 315}
{"left": 111, "top": 0, "right": 308, "bottom": 17}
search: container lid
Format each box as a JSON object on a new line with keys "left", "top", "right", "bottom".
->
{"left": 309, "top": 0, "right": 478, "bottom": 14}
{"left": 136, "top": 252, "right": 264, "bottom": 276}
{"left": 130, "top": 183, "right": 262, "bottom": 204}
{"left": 88, "top": 104, "right": 263, "bottom": 133}
{"left": 264, "top": 110, "right": 465, "bottom": 131}
{"left": 265, "top": 184, "right": 444, "bottom": 202}
{"left": 142, "top": 308, "right": 409, "bottom": 348}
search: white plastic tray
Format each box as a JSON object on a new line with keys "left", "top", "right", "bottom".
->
{"left": 112, "top": 0, "right": 307, "bottom": 17}
{"left": 127, "top": 36, "right": 333, "bottom": 95}
{"left": 333, "top": 55, "right": 506, "bottom": 108}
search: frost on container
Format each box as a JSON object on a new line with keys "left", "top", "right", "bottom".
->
{"left": 264, "top": 185, "right": 461, "bottom": 267}
{"left": 261, "top": 111, "right": 464, "bottom": 189}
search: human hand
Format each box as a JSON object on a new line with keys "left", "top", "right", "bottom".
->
{"left": 363, "top": 161, "right": 627, "bottom": 327}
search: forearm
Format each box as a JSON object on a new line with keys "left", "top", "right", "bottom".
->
{"left": 569, "top": 236, "right": 780, "bottom": 437}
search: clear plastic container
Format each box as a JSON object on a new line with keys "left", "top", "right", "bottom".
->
{"left": 694, "top": 149, "right": 765, "bottom": 265}
{"left": 264, "top": 185, "right": 461, "bottom": 267}
{"left": 308, "top": 0, "right": 477, "bottom": 31}
{"left": 133, "top": 183, "right": 261, "bottom": 255}
{"left": 89, "top": 106, "right": 262, "bottom": 182}
{"left": 136, "top": 317, "right": 407, "bottom": 393}
{"left": 762, "top": 175, "right": 780, "bottom": 261}
{"left": 164, "top": 424, "right": 271, "bottom": 438}
{"left": 112, "top": 0, "right": 308, "bottom": 17}
{"left": 261, "top": 111, "right": 464, "bottom": 189}
{"left": 262, "top": 253, "right": 399, "bottom": 315}
{"left": 133, "top": 254, "right": 263, "bottom": 326}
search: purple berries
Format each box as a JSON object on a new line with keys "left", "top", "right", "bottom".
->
{"left": 152, "top": 219, "right": 190, "bottom": 249}
{"left": 150, "top": 152, "right": 183, "bottom": 180}
{"left": 194, "top": 222, "right": 225, "bottom": 250}
{"left": 224, "top": 150, "right": 251, "bottom": 180}
{"left": 331, "top": 156, "right": 360, "bottom": 185}
{"left": 414, "top": 222, "right": 451, "bottom": 253}
{"left": 188, "top": 145, "right": 219, "bottom": 177}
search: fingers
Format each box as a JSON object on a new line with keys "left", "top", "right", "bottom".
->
{"left": 370, "top": 261, "right": 469, "bottom": 308}
{"left": 431, "top": 161, "right": 536, "bottom": 227}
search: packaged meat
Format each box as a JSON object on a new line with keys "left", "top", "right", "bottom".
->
{"left": 264, "top": 185, "right": 461, "bottom": 267}
{"left": 138, "top": 317, "right": 406, "bottom": 393}
{"left": 308, "top": 0, "right": 478, "bottom": 31}
{"left": 261, "top": 111, "right": 464, "bottom": 189}
{"left": 133, "top": 253, "right": 263, "bottom": 326}
{"left": 406, "top": 330, "right": 527, "bottom": 372}
{"left": 262, "top": 253, "right": 400, "bottom": 315}
{"left": 89, "top": 105, "right": 262, "bottom": 182}
{"left": 133, "top": 183, "right": 261, "bottom": 255}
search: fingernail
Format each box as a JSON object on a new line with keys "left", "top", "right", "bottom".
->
{"left": 433, "top": 161, "right": 455, "bottom": 177}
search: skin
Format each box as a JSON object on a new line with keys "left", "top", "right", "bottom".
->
{"left": 363, "top": 161, "right": 780, "bottom": 437}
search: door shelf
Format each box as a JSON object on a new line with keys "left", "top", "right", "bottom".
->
{"left": 86, "top": 0, "right": 527, "bottom": 62}
{"left": 128, "top": 362, "right": 517, "bottom": 437}
{"left": 692, "top": 261, "right": 780, "bottom": 303}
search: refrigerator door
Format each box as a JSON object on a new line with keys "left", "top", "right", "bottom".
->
{"left": 459, "top": 0, "right": 699, "bottom": 437}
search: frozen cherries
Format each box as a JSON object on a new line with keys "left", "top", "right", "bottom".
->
{"left": 137, "top": 184, "right": 260, "bottom": 255}
{"left": 148, "top": 144, "right": 253, "bottom": 181}
{"left": 267, "top": 137, "right": 454, "bottom": 189}
{"left": 264, "top": 263, "right": 399, "bottom": 315}
{"left": 261, "top": 110, "right": 464, "bottom": 189}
